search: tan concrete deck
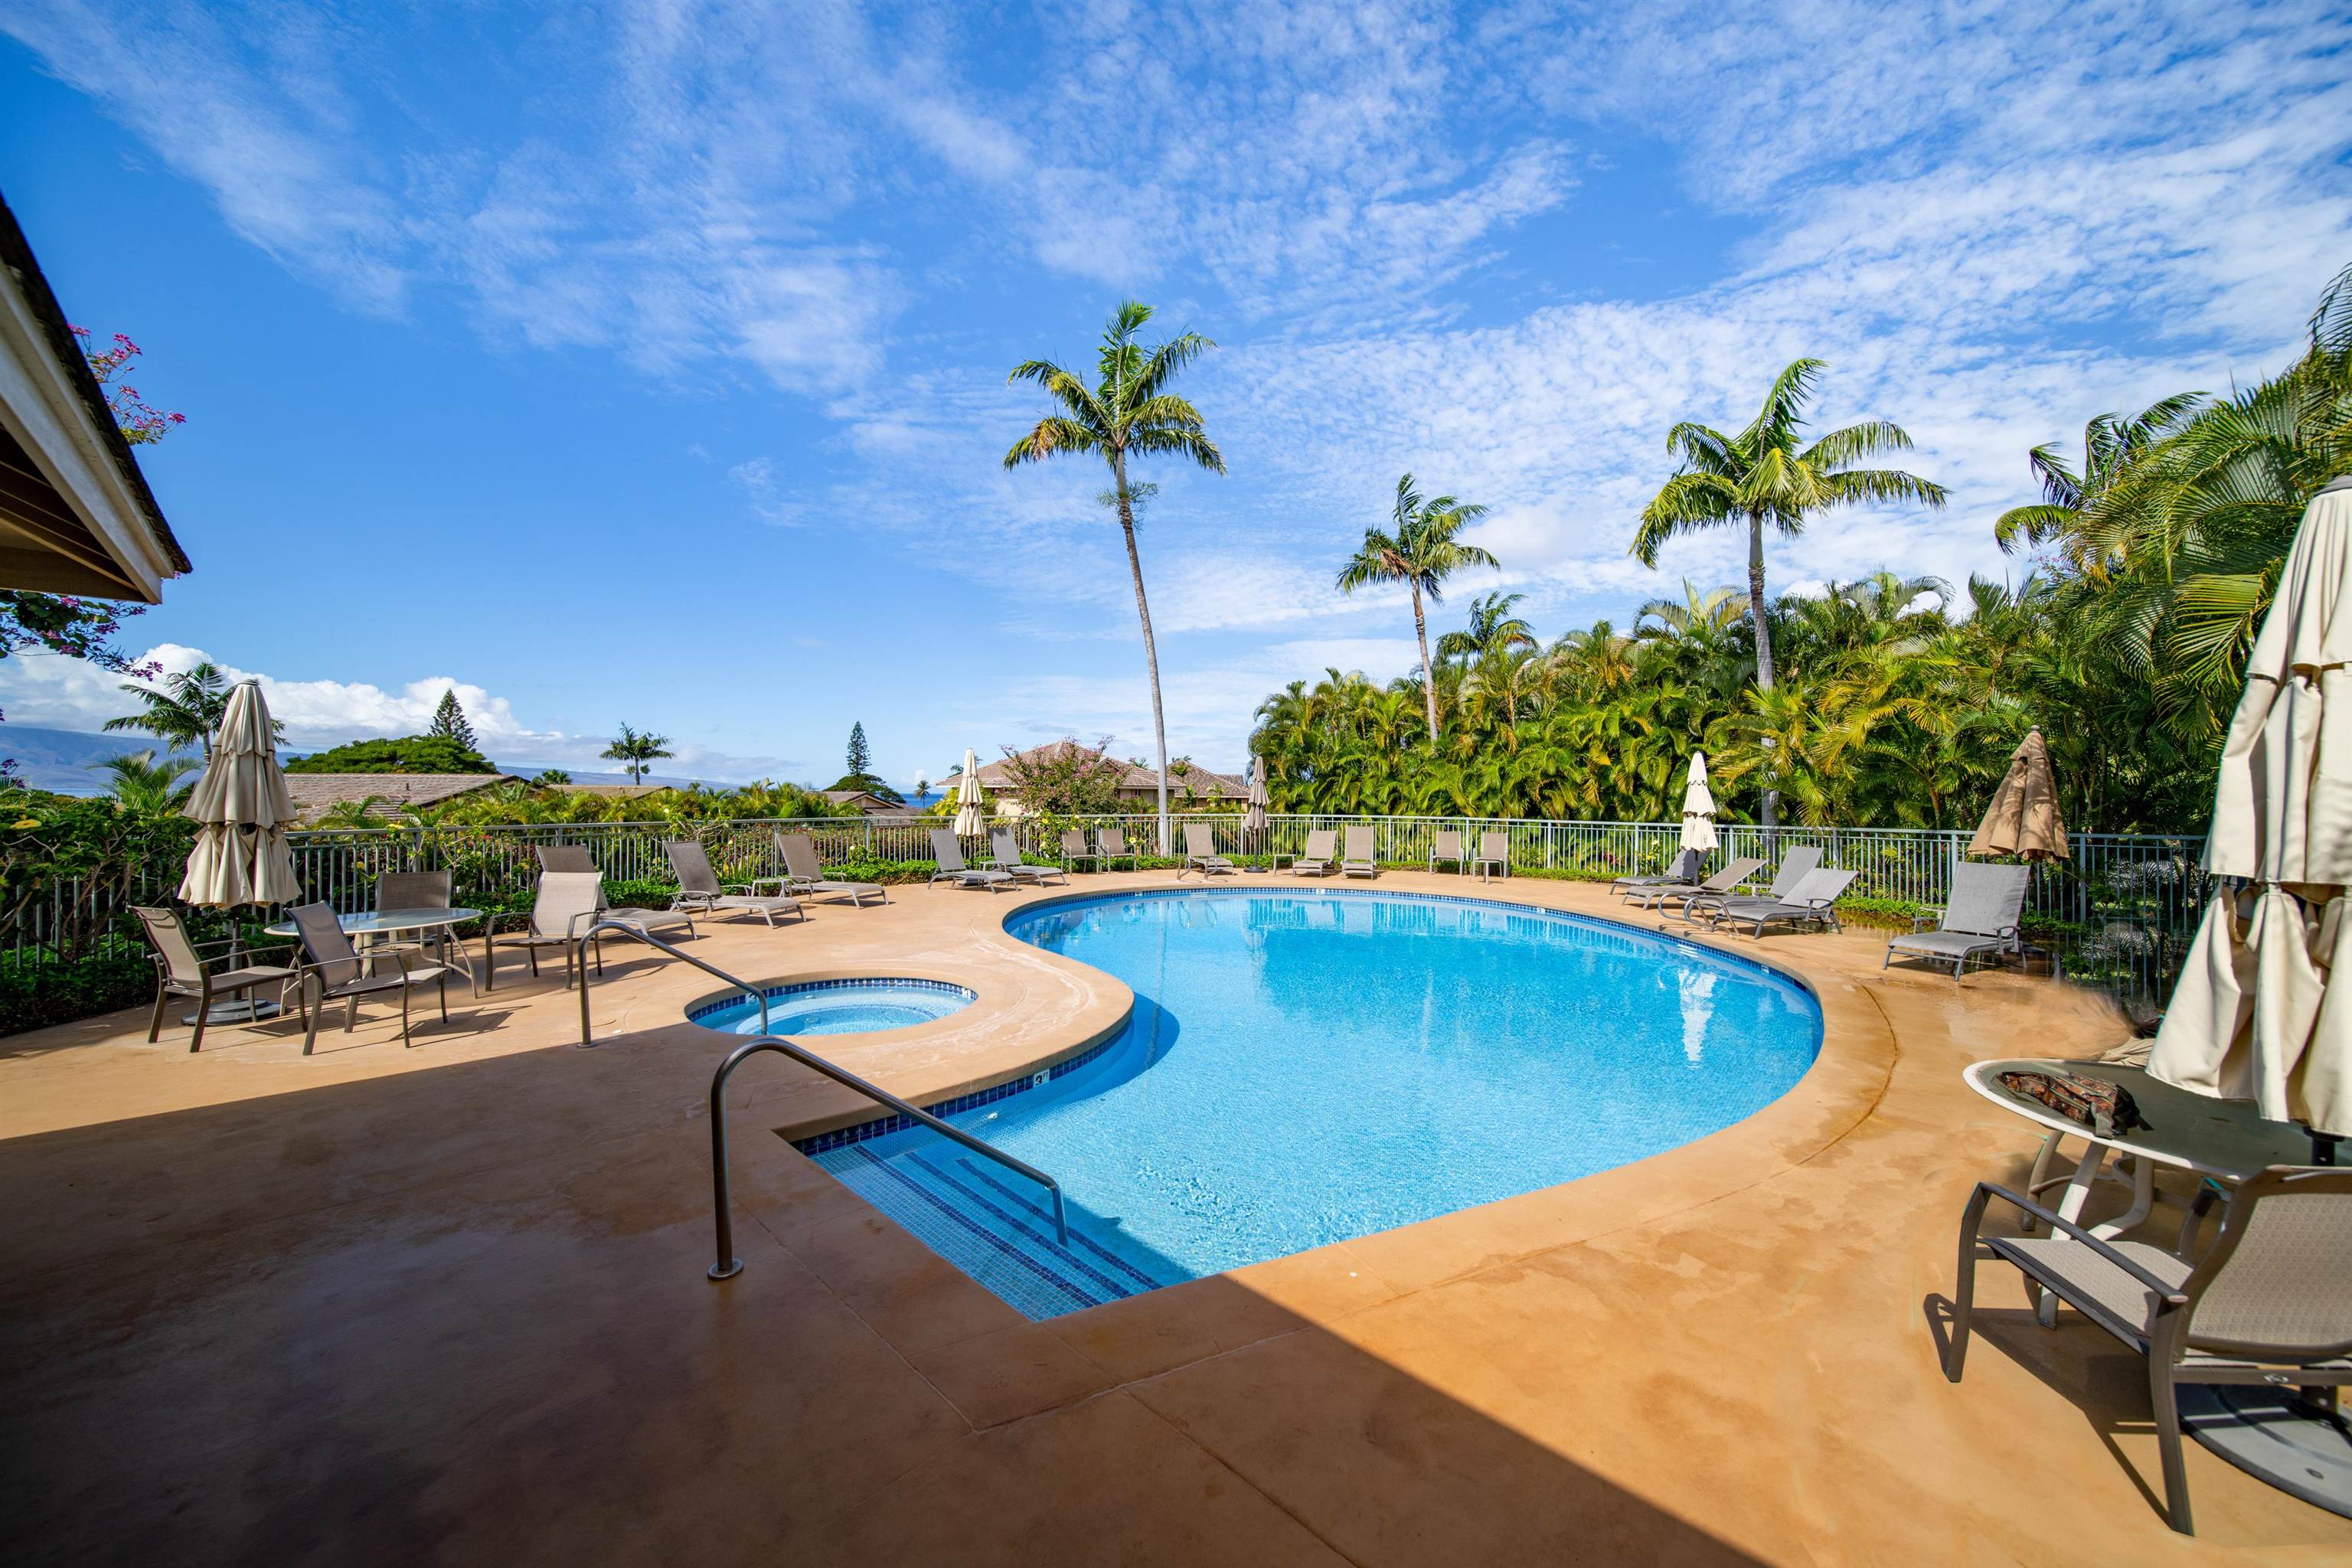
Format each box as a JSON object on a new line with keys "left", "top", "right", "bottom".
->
{"left": 2, "top": 872, "right": 2346, "bottom": 1565}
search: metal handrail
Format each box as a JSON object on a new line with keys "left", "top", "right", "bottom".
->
{"left": 570, "top": 920, "right": 1069, "bottom": 1281}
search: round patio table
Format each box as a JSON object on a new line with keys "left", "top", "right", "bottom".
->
{"left": 264, "top": 907, "right": 484, "bottom": 945}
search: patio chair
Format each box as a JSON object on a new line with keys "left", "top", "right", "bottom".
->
{"left": 482, "top": 871, "right": 613, "bottom": 991}
{"left": 777, "top": 831, "right": 888, "bottom": 906}
{"left": 1181, "top": 822, "right": 1237, "bottom": 879}
{"left": 1883, "top": 863, "right": 2032, "bottom": 980}
{"left": 288, "top": 900, "right": 457, "bottom": 1053}
{"left": 989, "top": 828, "right": 1069, "bottom": 887}
{"left": 1059, "top": 828, "right": 1109, "bottom": 874}
{"left": 1428, "top": 828, "right": 1468, "bottom": 875}
{"left": 929, "top": 829, "right": 1014, "bottom": 891}
{"left": 535, "top": 841, "right": 698, "bottom": 942}
{"left": 1626, "top": 855, "right": 1767, "bottom": 912}
{"left": 370, "top": 870, "right": 479, "bottom": 991}
{"left": 1093, "top": 825, "right": 1139, "bottom": 871}
{"left": 1700, "top": 867, "right": 1857, "bottom": 937}
{"left": 665, "top": 840, "right": 803, "bottom": 926}
{"left": 1472, "top": 831, "right": 1509, "bottom": 882}
{"left": 1612, "top": 847, "right": 1704, "bottom": 900}
{"left": 1289, "top": 828, "right": 1338, "bottom": 877}
{"left": 1942, "top": 1167, "right": 2352, "bottom": 1535}
{"left": 1340, "top": 825, "right": 1378, "bottom": 879}
{"left": 1682, "top": 844, "right": 1820, "bottom": 923}
{"left": 132, "top": 905, "right": 299, "bottom": 1054}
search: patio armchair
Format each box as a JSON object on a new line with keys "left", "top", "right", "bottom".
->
{"left": 1942, "top": 1168, "right": 2352, "bottom": 1535}
{"left": 1340, "top": 825, "right": 1378, "bottom": 879}
{"left": 929, "top": 829, "right": 1014, "bottom": 891}
{"left": 1883, "top": 863, "right": 2031, "bottom": 980}
{"left": 1612, "top": 847, "right": 1704, "bottom": 900}
{"left": 664, "top": 840, "right": 803, "bottom": 927}
{"left": 1289, "top": 828, "right": 1338, "bottom": 877}
{"left": 288, "top": 900, "right": 458, "bottom": 1054}
{"left": 1472, "top": 831, "right": 1509, "bottom": 882}
{"left": 1093, "top": 825, "right": 1139, "bottom": 872}
{"left": 1428, "top": 828, "right": 1468, "bottom": 875}
{"left": 1181, "top": 822, "right": 1237, "bottom": 879}
{"left": 1059, "top": 828, "right": 1108, "bottom": 874}
{"left": 482, "top": 871, "right": 613, "bottom": 992}
{"left": 535, "top": 843, "right": 697, "bottom": 940}
{"left": 988, "top": 828, "right": 1069, "bottom": 886}
{"left": 1699, "top": 866, "right": 1857, "bottom": 937}
{"left": 1625, "top": 855, "right": 1766, "bottom": 913}
{"left": 776, "top": 831, "right": 888, "bottom": 906}
{"left": 372, "top": 870, "right": 478, "bottom": 991}
{"left": 1681, "top": 844, "right": 1819, "bottom": 923}
{"left": 132, "top": 905, "right": 299, "bottom": 1054}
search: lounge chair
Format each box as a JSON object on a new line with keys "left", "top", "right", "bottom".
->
{"left": 1472, "top": 831, "right": 1508, "bottom": 882}
{"left": 1289, "top": 828, "right": 1338, "bottom": 877}
{"left": 288, "top": 900, "right": 458, "bottom": 1052}
{"left": 1181, "top": 822, "right": 1237, "bottom": 879}
{"left": 665, "top": 840, "right": 803, "bottom": 927}
{"left": 1942, "top": 1166, "right": 2352, "bottom": 1535}
{"left": 1340, "top": 825, "right": 1378, "bottom": 879}
{"left": 1700, "top": 866, "right": 1857, "bottom": 937}
{"left": 990, "top": 828, "right": 1070, "bottom": 886}
{"left": 777, "top": 831, "right": 888, "bottom": 906}
{"left": 482, "top": 871, "right": 615, "bottom": 991}
{"left": 1883, "top": 863, "right": 2030, "bottom": 980}
{"left": 1626, "top": 855, "right": 1766, "bottom": 912}
{"left": 534, "top": 843, "right": 698, "bottom": 940}
{"left": 534, "top": 844, "right": 596, "bottom": 874}
{"left": 1427, "top": 828, "right": 1468, "bottom": 874}
{"left": 132, "top": 905, "right": 299, "bottom": 1053}
{"left": 1681, "top": 844, "right": 1820, "bottom": 923}
{"left": 929, "top": 829, "right": 1014, "bottom": 891}
{"left": 1612, "top": 847, "right": 1704, "bottom": 900}
{"left": 1093, "top": 825, "right": 1139, "bottom": 871}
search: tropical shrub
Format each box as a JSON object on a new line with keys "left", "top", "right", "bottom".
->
{"left": 286, "top": 735, "right": 498, "bottom": 773}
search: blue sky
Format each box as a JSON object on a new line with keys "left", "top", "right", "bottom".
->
{"left": 2, "top": 1, "right": 2346, "bottom": 789}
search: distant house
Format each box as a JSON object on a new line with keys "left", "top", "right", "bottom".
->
{"left": 285, "top": 773, "right": 517, "bottom": 825}
{"left": 935, "top": 743, "right": 1247, "bottom": 815}
{"left": 819, "top": 789, "right": 915, "bottom": 819}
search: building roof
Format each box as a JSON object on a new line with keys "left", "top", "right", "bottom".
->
{"left": 939, "top": 743, "right": 1247, "bottom": 800}
{"left": 0, "top": 192, "right": 191, "bottom": 601}
{"left": 285, "top": 773, "right": 514, "bottom": 824}
{"left": 819, "top": 789, "right": 914, "bottom": 816}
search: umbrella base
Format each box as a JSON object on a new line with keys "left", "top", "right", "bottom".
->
{"left": 2181, "top": 1385, "right": 2352, "bottom": 1520}
{"left": 181, "top": 999, "right": 284, "bottom": 1026}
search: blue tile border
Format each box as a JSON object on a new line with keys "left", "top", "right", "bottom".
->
{"left": 790, "top": 1032, "right": 1117, "bottom": 1155}
{"left": 686, "top": 975, "right": 976, "bottom": 1026}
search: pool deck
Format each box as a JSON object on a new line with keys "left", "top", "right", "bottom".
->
{"left": 4, "top": 870, "right": 2347, "bottom": 1565}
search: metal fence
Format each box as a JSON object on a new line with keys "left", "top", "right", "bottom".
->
{"left": 2, "top": 812, "right": 2211, "bottom": 1007}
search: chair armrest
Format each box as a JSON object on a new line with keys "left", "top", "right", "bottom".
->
{"left": 1910, "top": 907, "right": 1943, "bottom": 932}
{"left": 1969, "top": 1182, "right": 2190, "bottom": 1302}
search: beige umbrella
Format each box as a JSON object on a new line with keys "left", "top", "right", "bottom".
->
{"left": 951, "top": 747, "right": 985, "bottom": 838}
{"left": 1968, "top": 727, "right": 2070, "bottom": 861}
{"left": 178, "top": 681, "right": 299, "bottom": 907}
{"left": 1679, "top": 750, "right": 1718, "bottom": 854}
{"left": 1244, "top": 755, "right": 1269, "bottom": 852}
{"left": 2150, "top": 476, "right": 2352, "bottom": 1138}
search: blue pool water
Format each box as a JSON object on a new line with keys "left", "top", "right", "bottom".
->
{"left": 808, "top": 888, "right": 1821, "bottom": 1318}
{"left": 691, "top": 978, "right": 973, "bottom": 1036}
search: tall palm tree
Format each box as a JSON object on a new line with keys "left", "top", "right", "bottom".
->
{"left": 103, "top": 661, "right": 239, "bottom": 760}
{"left": 1337, "top": 474, "right": 1498, "bottom": 743}
{"left": 1631, "top": 358, "right": 1947, "bottom": 822}
{"left": 601, "top": 724, "right": 672, "bottom": 785}
{"left": 1436, "top": 590, "right": 1535, "bottom": 664}
{"left": 1004, "top": 301, "right": 1223, "bottom": 851}
{"left": 91, "top": 749, "right": 199, "bottom": 815}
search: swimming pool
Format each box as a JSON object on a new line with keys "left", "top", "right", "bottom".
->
{"left": 690, "top": 978, "right": 974, "bottom": 1036}
{"left": 806, "top": 887, "right": 1821, "bottom": 1318}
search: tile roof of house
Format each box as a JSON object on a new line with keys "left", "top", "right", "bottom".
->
{"left": 942, "top": 743, "right": 1247, "bottom": 799}
{"left": 284, "top": 773, "right": 514, "bottom": 824}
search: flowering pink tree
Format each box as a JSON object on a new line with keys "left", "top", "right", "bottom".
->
{"left": 73, "top": 326, "right": 185, "bottom": 444}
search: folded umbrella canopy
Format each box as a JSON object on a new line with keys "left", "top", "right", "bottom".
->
{"left": 1244, "top": 754, "right": 1269, "bottom": 851}
{"left": 178, "top": 681, "right": 299, "bottom": 907}
{"left": 1679, "top": 751, "right": 1718, "bottom": 854}
{"left": 1968, "top": 727, "right": 2069, "bottom": 861}
{"left": 951, "top": 747, "right": 985, "bottom": 838}
{"left": 2150, "top": 477, "right": 2352, "bottom": 1138}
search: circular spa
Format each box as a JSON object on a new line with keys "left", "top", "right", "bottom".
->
{"left": 801, "top": 887, "right": 1824, "bottom": 1320}
{"left": 688, "top": 978, "right": 975, "bottom": 1037}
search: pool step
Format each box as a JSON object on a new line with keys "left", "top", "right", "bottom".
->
{"left": 812, "top": 1136, "right": 1174, "bottom": 1320}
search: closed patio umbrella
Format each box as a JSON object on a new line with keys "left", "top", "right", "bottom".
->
{"left": 2149, "top": 476, "right": 2352, "bottom": 1142}
{"left": 1968, "top": 727, "right": 2069, "bottom": 861}
{"left": 1679, "top": 751, "right": 1717, "bottom": 854}
{"left": 1244, "top": 755, "right": 1269, "bottom": 853}
{"left": 951, "top": 747, "right": 985, "bottom": 838}
{"left": 178, "top": 681, "right": 299, "bottom": 909}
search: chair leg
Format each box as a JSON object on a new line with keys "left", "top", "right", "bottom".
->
{"left": 189, "top": 982, "right": 210, "bottom": 1054}
{"left": 1944, "top": 1187, "right": 1991, "bottom": 1382}
{"left": 528, "top": 947, "right": 539, "bottom": 978}
{"left": 147, "top": 981, "right": 169, "bottom": 1044}
{"left": 400, "top": 985, "right": 414, "bottom": 1048}
{"left": 345, "top": 995, "right": 358, "bottom": 1033}
{"left": 303, "top": 979, "right": 322, "bottom": 1056}
{"left": 482, "top": 933, "right": 497, "bottom": 993}
{"left": 437, "top": 972, "right": 448, "bottom": 1024}
{"left": 2150, "top": 1364, "right": 2194, "bottom": 1534}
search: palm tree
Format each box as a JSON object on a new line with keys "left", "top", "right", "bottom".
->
{"left": 103, "top": 661, "right": 239, "bottom": 760}
{"left": 1004, "top": 300, "right": 1223, "bottom": 851}
{"left": 1436, "top": 591, "right": 1536, "bottom": 665}
{"left": 92, "top": 749, "right": 198, "bottom": 815}
{"left": 1631, "top": 358, "right": 1947, "bottom": 823}
{"left": 1338, "top": 474, "right": 1498, "bottom": 743}
{"left": 601, "top": 724, "right": 672, "bottom": 785}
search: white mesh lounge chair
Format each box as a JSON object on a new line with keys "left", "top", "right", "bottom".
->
{"left": 1472, "top": 831, "right": 1508, "bottom": 882}
{"left": 1681, "top": 844, "right": 1819, "bottom": 923}
{"left": 665, "top": 840, "right": 803, "bottom": 927}
{"left": 132, "top": 905, "right": 299, "bottom": 1053}
{"left": 1289, "top": 828, "right": 1338, "bottom": 877}
{"left": 930, "top": 829, "right": 1014, "bottom": 891}
{"left": 1944, "top": 1167, "right": 2352, "bottom": 1535}
{"left": 1627, "top": 855, "right": 1766, "bottom": 912}
{"left": 1700, "top": 866, "right": 1856, "bottom": 937}
{"left": 1093, "top": 825, "right": 1138, "bottom": 871}
{"left": 534, "top": 844, "right": 697, "bottom": 941}
{"left": 1341, "top": 825, "right": 1378, "bottom": 879}
{"left": 1181, "top": 822, "right": 1237, "bottom": 879}
{"left": 1428, "top": 828, "right": 1468, "bottom": 874}
{"left": 990, "top": 828, "right": 1070, "bottom": 886}
{"left": 1884, "top": 863, "right": 2030, "bottom": 980}
{"left": 289, "top": 900, "right": 457, "bottom": 1052}
{"left": 1612, "top": 847, "right": 1704, "bottom": 900}
{"left": 777, "top": 831, "right": 887, "bottom": 906}
{"left": 482, "top": 871, "right": 612, "bottom": 991}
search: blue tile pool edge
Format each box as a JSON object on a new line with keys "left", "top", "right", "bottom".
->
{"left": 789, "top": 1030, "right": 1122, "bottom": 1155}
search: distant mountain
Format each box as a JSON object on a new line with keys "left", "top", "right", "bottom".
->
{"left": 0, "top": 725, "right": 204, "bottom": 794}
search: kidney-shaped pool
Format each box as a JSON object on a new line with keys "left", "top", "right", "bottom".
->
{"left": 803, "top": 887, "right": 1822, "bottom": 1318}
